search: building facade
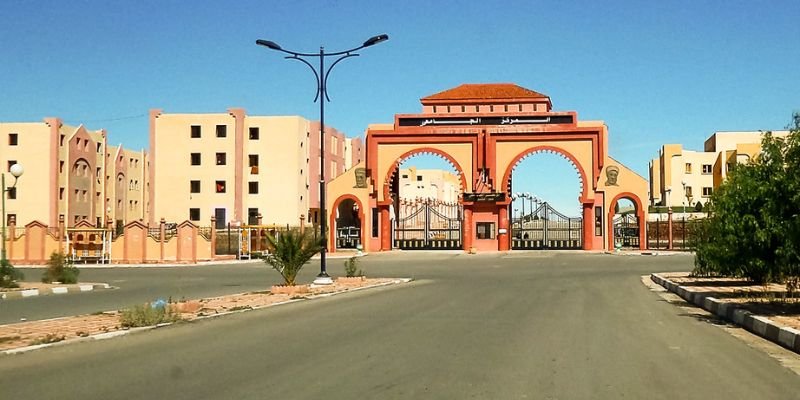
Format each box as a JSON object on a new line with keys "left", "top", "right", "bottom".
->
{"left": 0, "top": 118, "right": 146, "bottom": 229}
{"left": 149, "top": 109, "right": 354, "bottom": 228}
{"left": 649, "top": 130, "right": 790, "bottom": 208}
{"left": 398, "top": 167, "right": 460, "bottom": 203}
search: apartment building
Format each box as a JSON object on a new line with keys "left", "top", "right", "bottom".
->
{"left": 149, "top": 109, "right": 354, "bottom": 228}
{"left": 398, "top": 167, "right": 460, "bottom": 203}
{"left": 0, "top": 118, "right": 146, "bottom": 228}
{"left": 649, "top": 130, "right": 790, "bottom": 207}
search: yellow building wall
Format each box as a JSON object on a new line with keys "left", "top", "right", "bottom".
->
{"left": 0, "top": 122, "right": 55, "bottom": 227}
{"left": 245, "top": 116, "right": 308, "bottom": 226}
{"left": 152, "top": 113, "right": 238, "bottom": 225}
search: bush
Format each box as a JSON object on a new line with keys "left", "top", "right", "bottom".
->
{"left": 344, "top": 256, "right": 364, "bottom": 277}
{"left": 41, "top": 252, "right": 80, "bottom": 284}
{"left": 0, "top": 258, "right": 24, "bottom": 288}
{"left": 120, "top": 301, "right": 181, "bottom": 328}
{"left": 694, "top": 113, "right": 800, "bottom": 283}
{"left": 262, "top": 228, "right": 323, "bottom": 286}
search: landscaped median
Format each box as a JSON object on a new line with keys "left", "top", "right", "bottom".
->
{"left": 1, "top": 282, "right": 114, "bottom": 299}
{"left": 651, "top": 272, "right": 800, "bottom": 354}
{"left": 0, "top": 277, "right": 411, "bottom": 354}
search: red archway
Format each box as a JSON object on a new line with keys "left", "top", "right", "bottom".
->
{"left": 607, "top": 192, "right": 646, "bottom": 251}
{"left": 499, "top": 145, "right": 594, "bottom": 250}
{"left": 500, "top": 145, "right": 591, "bottom": 203}
{"left": 329, "top": 194, "right": 366, "bottom": 253}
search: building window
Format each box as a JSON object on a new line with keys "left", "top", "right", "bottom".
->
{"left": 7, "top": 214, "right": 16, "bottom": 225}
{"left": 191, "top": 153, "right": 201, "bottom": 165}
{"left": 216, "top": 152, "right": 226, "bottom": 165}
{"left": 685, "top": 186, "right": 693, "bottom": 198}
{"left": 59, "top": 187, "right": 64, "bottom": 200}
{"left": 216, "top": 180, "right": 226, "bottom": 193}
{"left": 248, "top": 181, "right": 258, "bottom": 194}
{"left": 702, "top": 164, "right": 712, "bottom": 174}
{"left": 60, "top": 134, "right": 65, "bottom": 146}
{"left": 249, "top": 155, "right": 259, "bottom": 174}
{"left": 401, "top": 174, "right": 408, "bottom": 179}
{"left": 685, "top": 163, "right": 692, "bottom": 174}
{"left": 372, "top": 208, "right": 379, "bottom": 238}
{"left": 190, "top": 180, "right": 200, "bottom": 193}
{"left": 248, "top": 208, "right": 258, "bottom": 225}
{"left": 702, "top": 187, "right": 713, "bottom": 197}
{"left": 9, "top": 133, "right": 18, "bottom": 146}
{"left": 476, "top": 222, "right": 495, "bottom": 240}
{"left": 249, "top": 127, "right": 259, "bottom": 140}
{"left": 216, "top": 125, "right": 227, "bottom": 138}
{"left": 417, "top": 176, "right": 423, "bottom": 181}
{"left": 97, "top": 143, "right": 102, "bottom": 153}
{"left": 214, "top": 208, "right": 226, "bottom": 228}
{"left": 7, "top": 160, "right": 16, "bottom": 171}
{"left": 595, "top": 206, "right": 603, "bottom": 236}
{"left": 7, "top": 187, "right": 16, "bottom": 200}
{"left": 189, "top": 208, "right": 200, "bottom": 221}
{"left": 191, "top": 125, "right": 201, "bottom": 138}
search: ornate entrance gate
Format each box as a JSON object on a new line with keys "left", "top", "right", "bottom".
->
{"left": 511, "top": 202, "right": 583, "bottom": 250}
{"left": 612, "top": 213, "right": 639, "bottom": 248}
{"left": 394, "top": 200, "right": 462, "bottom": 250}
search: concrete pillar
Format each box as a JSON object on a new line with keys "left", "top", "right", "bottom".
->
{"left": 582, "top": 203, "right": 593, "bottom": 250}
{"left": 58, "top": 215, "right": 64, "bottom": 254}
{"left": 463, "top": 206, "right": 473, "bottom": 252}
{"left": 667, "top": 209, "right": 674, "bottom": 250}
{"left": 159, "top": 218, "right": 166, "bottom": 262}
{"left": 380, "top": 206, "right": 391, "bottom": 251}
{"left": 498, "top": 205, "right": 509, "bottom": 251}
{"left": 210, "top": 216, "right": 217, "bottom": 259}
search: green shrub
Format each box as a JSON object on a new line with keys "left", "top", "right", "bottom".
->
{"left": 262, "top": 229, "right": 323, "bottom": 286}
{"left": 0, "top": 258, "right": 24, "bottom": 288}
{"left": 41, "top": 252, "right": 80, "bottom": 284}
{"left": 120, "top": 302, "right": 181, "bottom": 328}
{"left": 344, "top": 256, "right": 363, "bottom": 277}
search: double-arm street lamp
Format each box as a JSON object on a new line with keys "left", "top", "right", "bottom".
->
{"left": 256, "top": 34, "right": 388, "bottom": 284}
{"left": 2, "top": 163, "right": 24, "bottom": 263}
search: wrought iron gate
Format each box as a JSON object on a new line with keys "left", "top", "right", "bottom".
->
{"left": 394, "top": 201, "right": 462, "bottom": 250}
{"left": 511, "top": 202, "right": 582, "bottom": 250}
{"left": 613, "top": 213, "right": 639, "bottom": 248}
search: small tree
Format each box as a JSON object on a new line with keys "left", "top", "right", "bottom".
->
{"left": 41, "top": 252, "right": 80, "bottom": 284}
{"left": 694, "top": 113, "right": 800, "bottom": 283}
{"left": 0, "top": 258, "right": 24, "bottom": 288}
{"left": 694, "top": 201, "right": 703, "bottom": 213}
{"left": 263, "top": 229, "right": 323, "bottom": 286}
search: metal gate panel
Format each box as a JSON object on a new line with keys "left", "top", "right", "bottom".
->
{"left": 394, "top": 201, "right": 462, "bottom": 250}
{"left": 512, "top": 202, "right": 583, "bottom": 250}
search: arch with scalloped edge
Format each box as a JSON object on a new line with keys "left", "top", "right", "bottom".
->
{"left": 382, "top": 147, "right": 468, "bottom": 204}
{"left": 500, "top": 145, "right": 590, "bottom": 207}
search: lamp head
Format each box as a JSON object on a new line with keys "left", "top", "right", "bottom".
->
{"left": 9, "top": 163, "right": 23, "bottom": 178}
{"left": 256, "top": 39, "right": 282, "bottom": 51}
{"left": 363, "top": 34, "right": 389, "bottom": 47}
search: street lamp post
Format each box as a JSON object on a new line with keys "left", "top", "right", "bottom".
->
{"left": 257, "top": 34, "right": 388, "bottom": 284}
{"left": 2, "top": 163, "right": 24, "bottom": 263}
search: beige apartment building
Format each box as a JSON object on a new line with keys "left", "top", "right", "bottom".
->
{"left": 0, "top": 118, "right": 147, "bottom": 228}
{"left": 649, "top": 130, "right": 790, "bottom": 208}
{"left": 149, "top": 109, "right": 361, "bottom": 228}
{"left": 398, "top": 167, "right": 460, "bottom": 203}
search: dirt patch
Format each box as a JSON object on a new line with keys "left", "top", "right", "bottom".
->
{"left": 0, "top": 278, "right": 402, "bottom": 352}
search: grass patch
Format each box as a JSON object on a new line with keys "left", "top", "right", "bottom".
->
{"left": 120, "top": 302, "right": 182, "bottom": 328}
{"left": 29, "top": 333, "right": 66, "bottom": 346}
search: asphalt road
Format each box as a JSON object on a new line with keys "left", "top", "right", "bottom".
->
{"left": 2, "top": 252, "right": 800, "bottom": 399}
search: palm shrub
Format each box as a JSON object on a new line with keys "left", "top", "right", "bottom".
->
{"left": 263, "top": 229, "right": 323, "bottom": 286}
{"left": 0, "top": 258, "right": 24, "bottom": 288}
{"left": 41, "top": 252, "right": 80, "bottom": 284}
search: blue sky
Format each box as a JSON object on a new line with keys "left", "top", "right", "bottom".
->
{"left": 1, "top": 1, "right": 798, "bottom": 212}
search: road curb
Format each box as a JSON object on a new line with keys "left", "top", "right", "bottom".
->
{"left": 1, "top": 283, "right": 112, "bottom": 300}
{"left": 651, "top": 273, "right": 800, "bottom": 354}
